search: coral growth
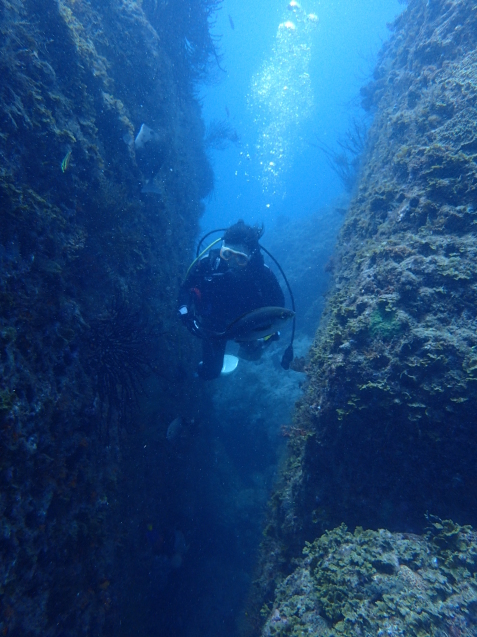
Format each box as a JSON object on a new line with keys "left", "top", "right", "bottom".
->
{"left": 205, "top": 118, "right": 240, "bottom": 151}
{"left": 315, "top": 118, "right": 369, "bottom": 193}
{"left": 85, "top": 296, "right": 158, "bottom": 434}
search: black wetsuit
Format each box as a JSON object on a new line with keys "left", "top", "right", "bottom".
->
{"left": 178, "top": 248, "right": 285, "bottom": 379}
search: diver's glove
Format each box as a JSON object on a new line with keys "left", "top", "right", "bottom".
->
{"left": 178, "top": 305, "right": 192, "bottom": 329}
{"left": 178, "top": 305, "right": 189, "bottom": 321}
{"left": 178, "top": 305, "right": 193, "bottom": 329}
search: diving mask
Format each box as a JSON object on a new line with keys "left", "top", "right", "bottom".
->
{"left": 219, "top": 243, "right": 250, "bottom": 267}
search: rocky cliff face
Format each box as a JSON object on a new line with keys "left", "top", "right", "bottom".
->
{"left": 244, "top": 0, "right": 477, "bottom": 634}
{"left": 0, "top": 1, "right": 214, "bottom": 634}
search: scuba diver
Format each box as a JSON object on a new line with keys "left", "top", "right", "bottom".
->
{"left": 177, "top": 220, "right": 295, "bottom": 380}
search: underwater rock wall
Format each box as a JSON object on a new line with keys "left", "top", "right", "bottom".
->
{"left": 261, "top": 520, "right": 477, "bottom": 637}
{"left": 244, "top": 0, "right": 477, "bottom": 633}
{"left": 0, "top": 0, "right": 213, "bottom": 634}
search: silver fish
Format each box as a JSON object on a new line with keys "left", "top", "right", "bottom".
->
{"left": 220, "top": 306, "right": 295, "bottom": 342}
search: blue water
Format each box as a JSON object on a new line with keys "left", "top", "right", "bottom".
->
{"left": 201, "top": 0, "right": 403, "bottom": 232}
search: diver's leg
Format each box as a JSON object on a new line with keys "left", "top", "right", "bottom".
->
{"left": 238, "top": 340, "right": 263, "bottom": 361}
{"left": 198, "top": 339, "right": 227, "bottom": 380}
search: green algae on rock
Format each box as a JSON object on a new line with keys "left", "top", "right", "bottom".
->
{"left": 261, "top": 522, "right": 477, "bottom": 637}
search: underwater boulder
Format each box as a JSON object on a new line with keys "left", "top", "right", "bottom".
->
{"left": 261, "top": 521, "right": 477, "bottom": 637}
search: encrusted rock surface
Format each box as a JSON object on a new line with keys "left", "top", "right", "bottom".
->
{"left": 0, "top": 0, "right": 214, "bottom": 634}
{"left": 261, "top": 521, "right": 477, "bottom": 637}
{"left": 244, "top": 1, "right": 477, "bottom": 635}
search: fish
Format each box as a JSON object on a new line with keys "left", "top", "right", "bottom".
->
{"left": 141, "top": 180, "right": 162, "bottom": 195}
{"left": 214, "top": 306, "right": 295, "bottom": 342}
{"left": 228, "top": 14, "right": 235, "bottom": 30}
{"left": 122, "top": 132, "right": 134, "bottom": 146}
{"left": 170, "top": 530, "right": 189, "bottom": 569}
{"left": 134, "top": 123, "right": 160, "bottom": 150}
{"left": 166, "top": 417, "right": 183, "bottom": 442}
{"left": 61, "top": 149, "right": 72, "bottom": 173}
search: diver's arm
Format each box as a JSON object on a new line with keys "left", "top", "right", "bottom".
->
{"left": 177, "top": 257, "right": 207, "bottom": 309}
{"left": 177, "top": 257, "right": 211, "bottom": 333}
{"left": 177, "top": 279, "right": 201, "bottom": 336}
{"left": 178, "top": 284, "right": 194, "bottom": 313}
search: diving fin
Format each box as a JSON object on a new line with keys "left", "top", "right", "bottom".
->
{"left": 221, "top": 354, "right": 239, "bottom": 375}
{"left": 281, "top": 345, "right": 294, "bottom": 370}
